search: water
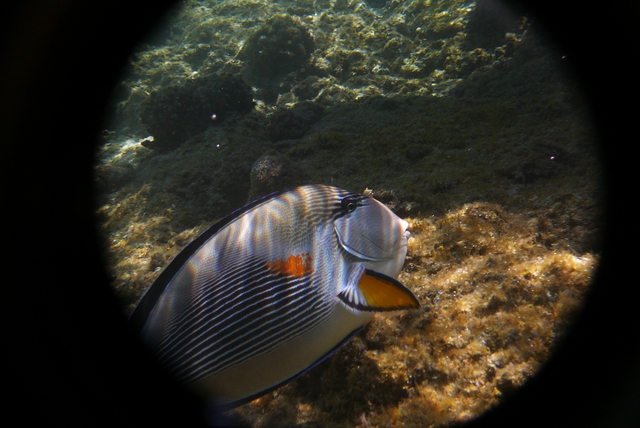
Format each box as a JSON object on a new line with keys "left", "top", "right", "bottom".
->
{"left": 95, "top": 1, "right": 602, "bottom": 426}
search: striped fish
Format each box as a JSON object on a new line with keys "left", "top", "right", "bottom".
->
{"left": 129, "top": 184, "right": 420, "bottom": 408}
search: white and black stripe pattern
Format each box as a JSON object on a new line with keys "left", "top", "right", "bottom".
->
{"left": 155, "top": 257, "right": 332, "bottom": 384}
{"left": 131, "top": 185, "right": 368, "bottom": 385}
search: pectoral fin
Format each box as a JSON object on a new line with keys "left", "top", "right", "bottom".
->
{"left": 339, "top": 268, "right": 421, "bottom": 311}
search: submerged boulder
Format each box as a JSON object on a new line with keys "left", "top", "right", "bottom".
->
{"left": 241, "top": 14, "right": 315, "bottom": 84}
{"left": 267, "top": 101, "right": 325, "bottom": 141}
{"left": 247, "top": 150, "right": 308, "bottom": 201}
{"left": 139, "top": 73, "right": 254, "bottom": 151}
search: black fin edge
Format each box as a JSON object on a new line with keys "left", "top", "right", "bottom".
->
{"left": 213, "top": 326, "right": 363, "bottom": 412}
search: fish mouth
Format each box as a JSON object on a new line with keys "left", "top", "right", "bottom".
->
{"left": 401, "top": 220, "right": 410, "bottom": 238}
{"left": 399, "top": 220, "right": 410, "bottom": 248}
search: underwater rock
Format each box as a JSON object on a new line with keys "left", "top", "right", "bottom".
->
{"left": 247, "top": 150, "right": 307, "bottom": 201}
{"left": 367, "top": 188, "right": 419, "bottom": 217}
{"left": 267, "top": 101, "right": 325, "bottom": 141}
{"left": 139, "top": 73, "right": 254, "bottom": 151}
{"left": 464, "top": 0, "right": 525, "bottom": 50}
{"left": 496, "top": 142, "right": 571, "bottom": 184}
{"left": 364, "top": 0, "right": 388, "bottom": 8}
{"left": 94, "top": 163, "right": 134, "bottom": 194}
{"left": 241, "top": 14, "right": 315, "bottom": 84}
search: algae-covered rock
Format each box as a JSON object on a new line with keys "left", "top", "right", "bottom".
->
{"left": 240, "top": 14, "right": 315, "bottom": 84}
{"left": 247, "top": 150, "right": 308, "bottom": 201}
{"left": 267, "top": 101, "right": 324, "bottom": 141}
{"left": 139, "top": 73, "right": 254, "bottom": 151}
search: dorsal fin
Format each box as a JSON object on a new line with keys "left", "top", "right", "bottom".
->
{"left": 128, "top": 188, "right": 290, "bottom": 334}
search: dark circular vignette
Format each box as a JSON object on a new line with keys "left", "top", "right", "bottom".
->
{"left": 0, "top": 1, "right": 637, "bottom": 427}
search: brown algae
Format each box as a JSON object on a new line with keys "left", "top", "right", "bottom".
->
{"left": 228, "top": 203, "right": 597, "bottom": 427}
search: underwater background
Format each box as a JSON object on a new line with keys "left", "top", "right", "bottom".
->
{"left": 95, "top": 0, "right": 602, "bottom": 426}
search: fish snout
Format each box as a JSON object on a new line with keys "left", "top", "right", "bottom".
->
{"left": 401, "top": 219, "right": 410, "bottom": 241}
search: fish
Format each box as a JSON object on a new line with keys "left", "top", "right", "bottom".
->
{"left": 129, "top": 184, "right": 420, "bottom": 408}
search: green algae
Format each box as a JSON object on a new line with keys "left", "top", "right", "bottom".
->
{"left": 108, "top": 0, "right": 528, "bottom": 138}
{"left": 231, "top": 203, "right": 597, "bottom": 427}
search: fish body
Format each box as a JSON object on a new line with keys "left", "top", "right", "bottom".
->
{"left": 129, "top": 185, "right": 419, "bottom": 407}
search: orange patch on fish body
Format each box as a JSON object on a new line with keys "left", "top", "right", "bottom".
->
{"left": 267, "top": 254, "right": 314, "bottom": 277}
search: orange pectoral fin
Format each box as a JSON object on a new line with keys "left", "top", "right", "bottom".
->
{"left": 266, "top": 253, "right": 314, "bottom": 277}
{"left": 340, "top": 269, "right": 421, "bottom": 311}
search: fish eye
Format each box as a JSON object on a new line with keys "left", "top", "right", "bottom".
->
{"left": 341, "top": 197, "right": 359, "bottom": 213}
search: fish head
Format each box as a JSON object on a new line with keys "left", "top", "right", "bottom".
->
{"left": 334, "top": 195, "right": 409, "bottom": 278}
